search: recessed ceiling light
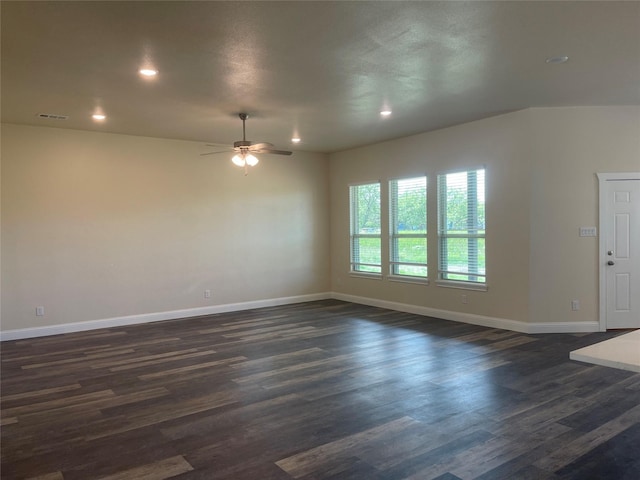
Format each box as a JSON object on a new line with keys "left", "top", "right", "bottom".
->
{"left": 291, "top": 137, "right": 301, "bottom": 143}
{"left": 380, "top": 110, "right": 392, "bottom": 117}
{"left": 92, "top": 114, "right": 106, "bottom": 121}
{"left": 545, "top": 56, "right": 569, "bottom": 64}
{"left": 139, "top": 68, "right": 158, "bottom": 77}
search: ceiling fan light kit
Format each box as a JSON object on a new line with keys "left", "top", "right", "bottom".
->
{"left": 232, "top": 153, "right": 259, "bottom": 167}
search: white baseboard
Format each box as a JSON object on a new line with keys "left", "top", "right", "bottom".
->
{"left": 0, "top": 293, "right": 331, "bottom": 341}
{"left": 330, "top": 292, "right": 601, "bottom": 334}
{"left": 527, "top": 321, "right": 601, "bottom": 334}
{"left": 0, "top": 291, "right": 601, "bottom": 341}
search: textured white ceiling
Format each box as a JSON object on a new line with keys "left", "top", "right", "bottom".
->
{"left": 2, "top": 1, "right": 639, "bottom": 153}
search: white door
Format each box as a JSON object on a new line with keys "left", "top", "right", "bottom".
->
{"left": 599, "top": 173, "right": 640, "bottom": 329}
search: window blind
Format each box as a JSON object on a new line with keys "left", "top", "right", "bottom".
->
{"left": 390, "top": 176, "right": 427, "bottom": 278}
{"left": 349, "top": 182, "right": 382, "bottom": 273}
{"left": 437, "top": 169, "right": 486, "bottom": 283}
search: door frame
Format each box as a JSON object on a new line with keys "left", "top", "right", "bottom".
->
{"left": 597, "top": 172, "right": 640, "bottom": 331}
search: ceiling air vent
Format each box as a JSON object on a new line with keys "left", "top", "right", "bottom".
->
{"left": 38, "top": 113, "right": 68, "bottom": 120}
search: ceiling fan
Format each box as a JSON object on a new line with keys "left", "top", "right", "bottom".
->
{"left": 202, "top": 113, "right": 292, "bottom": 175}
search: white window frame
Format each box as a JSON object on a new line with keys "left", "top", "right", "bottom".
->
{"left": 349, "top": 181, "right": 382, "bottom": 276}
{"left": 437, "top": 167, "right": 487, "bottom": 290}
{"left": 389, "top": 176, "right": 428, "bottom": 282}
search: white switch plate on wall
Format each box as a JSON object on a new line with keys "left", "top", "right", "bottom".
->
{"left": 579, "top": 227, "right": 597, "bottom": 237}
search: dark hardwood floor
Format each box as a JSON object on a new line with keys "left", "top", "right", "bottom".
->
{"left": 1, "top": 300, "right": 639, "bottom": 480}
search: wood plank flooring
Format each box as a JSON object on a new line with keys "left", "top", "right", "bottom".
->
{"left": 1, "top": 300, "right": 639, "bottom": 479}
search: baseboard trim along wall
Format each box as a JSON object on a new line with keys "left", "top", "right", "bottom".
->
{"left": 1, "top": 292, "right": 600, "bottom": 341}
{"left": 331, "top": 293, "right": 601, "bottom": 335}
{"left": 0, "top": 293, "right": 332, "bottom": 342}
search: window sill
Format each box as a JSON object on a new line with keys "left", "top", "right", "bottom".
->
{"left": 387, "top": 275, "right": 429, "bottom": 285}
{"left": 349, "top": 271, "right": 383, "bottom": 280}
{"left": 436, "top": 280, "right": 487, "bottom": 291}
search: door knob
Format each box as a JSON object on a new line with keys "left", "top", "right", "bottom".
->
{"left": 607, "top": 260, "right": 615, "bottom": 266}
{"left": 607, "top": 250, "right": 614, "bottom": 256}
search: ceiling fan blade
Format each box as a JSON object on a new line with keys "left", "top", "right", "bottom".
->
{"left": 203, "top": 114, "right": 292, "bottom": 161}
{"left": 249, "top": 142, "right": 274, "bottom": 150}
{"left": 251, "top": 148, "right": 293, "bottom": 156}
{"left": 249, "top": 141, "right": 292, "bottom": 155}
{"left": 200, "top": 150, "right": 230, "bottom": 156}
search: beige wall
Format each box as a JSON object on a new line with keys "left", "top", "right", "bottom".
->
{"left": 330, "top": 106, "right": 640, "bottom": 326}
{"left": 329, "top": 109, "right": 533, "bottom": 324}
{"left": 1, "top": 124, "right": 330, "bottom": 331}
{"left": 529, "top": 106, "right": 640, "bottom": 324}
{"left": 3, "top": 106, "right": 638, "bottom": 335}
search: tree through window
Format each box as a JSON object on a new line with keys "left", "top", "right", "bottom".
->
{"left": 390, "top": 176, "right": 427, "bottom": 278}
{"left": 349, "top": 182, "right": 381, "bottom": 273}
{"left": 437, "top": 169, "right": 486, "bottom": 284}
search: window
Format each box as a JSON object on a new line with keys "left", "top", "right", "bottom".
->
{"left": 389, "top": 176, "right": 427, "bottom": 278}
{"left": 437, "top": 168, "right": 486, "bottom": 284}
{"left": 349, "top": 182, "right": 381, "bottom": 274}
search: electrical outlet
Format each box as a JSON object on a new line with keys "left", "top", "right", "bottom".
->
{"left": 204, "top": 289, "right": 211, "bottom": 299}
{"left": 571, "top": 300, "right": 580, "bottom": 311}
{"left": 461, "top": 294, "right": 468, "bottom": 304}
{"left": 36, "top": 306, "right": 45, "bottom": 316}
